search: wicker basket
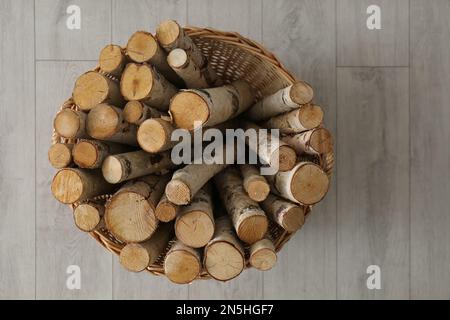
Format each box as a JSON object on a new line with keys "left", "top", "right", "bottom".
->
{"left": 51, "top": 26, "right": 334, "bottom": 281}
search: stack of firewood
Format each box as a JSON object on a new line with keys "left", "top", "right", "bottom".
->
{"left": 49, "top": 20, "right": 332, "bottom": 284}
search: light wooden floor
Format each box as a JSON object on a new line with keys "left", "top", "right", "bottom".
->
{"left": 1, "top": 0, "right": 449, "bottom": 300}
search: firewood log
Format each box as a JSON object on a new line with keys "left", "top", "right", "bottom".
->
{"left": 123, "top": 100, "right": 162, "bottom": 125}
{"left": 260, "top": 194, "right": 305, "bottom": 232}
{"left": 267, "top": 162, "right": 329, "bottom": 205}
{"left": 203, "top": 216, "right": 245, "bottom": 281}
{"left": 249, "top": 237, "right": 277, "bottom": 271}
{"left": 164, "top": 239, "right": 201, "bottom": 284}
{"left": 99, "top": 44, "right": 127, "bottom": 77}
{"left": 239, "top": 164, "right": 270, "bottom": 202}
{"left": 126, "top": 31, "right": 182, "bottom": 86}
{"left": 119, "top": 222, "right": 173, "bottom": 272}
{"left": 120, "top": 63, "right": 178, "bottom": 110}
{"left": 86, "top": 103, "right": 138, "bottom": 146}
{"left": 73, "top": 201, "right": 105, "bottom": 232}
{"left": 137, "top": 118, "right": 176, "bottom": 153}
{"left": 156, "top": 19, "right": 218, "bottom": 85}
{"left": 245, "top": 81, "right": 313, "bottom": 121}
{"left": 262, "top": 104, "right": 323, "bottom": 134}
{"left": 167, "top": 48, "right": 210, "bottom": 88}
{"left": 175, "top": 186, "right": 215, "bottom": 248}
{"left": 282, "top": 127, "right": 333, "bottom": 155}
{"left": 165, "top": 163, "right": 228, "bottom": 205}
{"left": 156, "top": 20, "right": 204, "bottom": 64}
{"left": 72, "top": 139, "right": 131, "bottom": 169}
{"left": 241, "top": 121, "right": 297, "bottom": 172}
{"left": 105, "top": 174, "right": 170, "bottom": 242}
{"left": 51, "top": 168, "right": 115, "bottom": 204}
{"left": 102, "top": 150, "right": 175, "bottom": 184}
{"left": 53, "top": 109, "right": 87, "bottom": 139}
{"left": 48, "top": 143, "right": 73, "bottom": 168}
{"left": 155, "top": 194, "right": 179, "bottom": 222}
{"left": 214, "top": 167, "right": 268, "bottom": 244}
{"left": 72, "top": 71, "right": 124, "bottom": 110}
{"left": 169, "top": 80, "right": 254, "bottom": 130}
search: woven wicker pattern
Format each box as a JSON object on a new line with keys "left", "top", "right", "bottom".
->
{"left": 51, "top": 26, "right": 334, "bottom": 281}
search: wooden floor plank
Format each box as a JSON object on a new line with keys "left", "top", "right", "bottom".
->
{"left": 187, "top": 0, "right": 262, "bottom": 40}
{"left": 337, "top": 67, "right": 409, "bottom": 299}
{"left": 186, "top": 0, "right": 264, "bottom": 299}
{"left": 0, "top": 0, "right": 35, "bottom": 300}
{"left": 36, "top": 0, "right": 111, "bottom": 60}
{"left": 261, "top": 0, "right": 337, "bottom": 299}
{"left": 112, "top": 260, "right": 190, "bottom": 300}
{"left": 410, "top": 0, "right": 450, "bottom": 299}
{"left": 36, "top": 61, "right": 113, "bottom": 299}
{"left": 337, "top": 0, "right": 409, "bottom": 66}
{"left": 112, "top": 0, "right": 187, "bottom": 45}
{"left": 110, "top": 0, "right": 188, "bottom": 299}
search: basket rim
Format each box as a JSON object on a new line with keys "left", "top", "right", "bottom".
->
{"left": 184, "top": 26, "right": 297, "bottom": 85}
{"left": 51, "top": 26, "right": 334, "bottom": 282}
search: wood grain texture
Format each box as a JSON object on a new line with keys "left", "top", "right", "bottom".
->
{"left": 187, "top": 0, "right": 263, "bottom": 300}
{"left": 188, "top": 268, "right": 263, "bottom": 299}
{"left": 112, "top": 0, "right": 187, "bottom": 45}
{"left": 0, "top": 0, "right": 35, "bottom": 300}
{"left": 112, "top": 259, "right": 188, "bottom": 299}
{"left": 188, "top": 0, "right": 262, "bottom": 40}
{"left": 337, "top": 67, "right": 409, "bottom": 299}
{"left": 261, "top": 0, "right": 337, "bottom": 299}
{"left": 410, "top": 0, "right": 450, "bottom": 299}
{"left": 36, "top": 62, "right": 112, "bottom": 299}
{"left": 337, "top": 0, "right": 409, "bottom": 66}
{"left": 36, "top": 0, "right": 111, "bottom": 60}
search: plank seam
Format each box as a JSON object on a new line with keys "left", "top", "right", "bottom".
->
{"left": 34, "top": 0, "right": 37, "bottom": 301}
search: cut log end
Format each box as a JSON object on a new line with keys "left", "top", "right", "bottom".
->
{"left": 237, "top": 214, "right": 268, "bottom": 245}
{"left": 175, "top": 210, "right": 215, "bottom": 248}
{"left": 241, "top": 165, "right": 270, "bottom": 201}
{"left": 245, "top": 177, "right": 270, "bottom": 202}
{"left": 73, "top": 71, "right": 110, "bottom": 110}
{"left": 164, "top": 249, "right": 201, "bottom": 284}
{"left": 99, "top": 44, "right": 124, "bottom": 75}
{"left": 298, "top": 104, "right": 323, "bottom": 130}
{"left": 123, "top": 100, "right": 144, "bottom": 124}
{"left": 51, "top": 168, "right": 85, "bottom": 204}
{"left": 250, "top": 248, "right": 277, "bottom": 271}
{"left": 170, "top": 91, "right": 209, "bottom": 130}
{"left": 249, "top": 239, "right": 277, "bottom": 271}
{"left": 310, "top": 128, "right": 333, "bottom": 154}
{"left": 72, "top": 140, "right": 99, "bottom": 168}
{"left": 119, "top": 243, "right": 150, "bottom": 272}
{"left": 291, "top": 163, "right": 329, "bottom": 205}
{"left": 165, "top": 180, "right": 192, "bottom": 205}
{"left": 105, "top": 191, "right": 158, "bottom": 243}
{"left": 156, "top": 20, "right": 181, "bottom": 47}
{"left": 155, "top": 198, "right": 179, "bottom": 222}
{"left": 281, "top": 206, "right": 305, "bottom": 232}
{"left": 126, "top": 31, "right": 158, "bottom": 63}
{"left": 73, "top": 203, "right": 102, "bottom": 232}
{"left": 48, "top": 143, "right": 72, "bottom": 168}
{"left": 137, "top": 118, "right": 172, "bottom": 153}
{"left": 120, "top": 63, "right": 153, "bottom": 101}
{"left": 290, "top": 81, "right": 314, "bottom": 105}
{"left": 102, "top": 155, "right": 124, "bottom": 184}
{"left": 54, "top": 109, "right": 82, "bottom": 139}
{"left": 204, "top": 241, "right": 245, "bottom": 281}
{"left": 167, "top": 48, "right": 188, "bottom": 69}
{"left": 86, "top": 103, "right": 120, "bottom": 139}
{"left": 274, "top": 145, "right": 297, "bottom": 171}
